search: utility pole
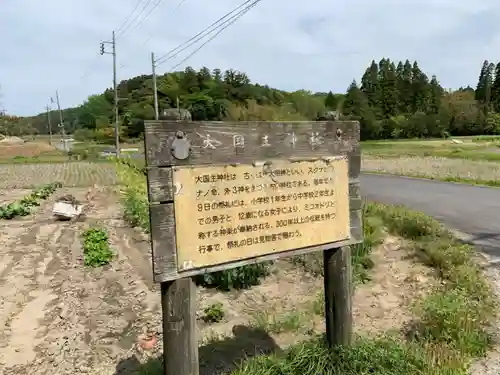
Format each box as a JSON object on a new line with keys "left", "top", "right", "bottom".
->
{"left": 151, "top": 52, "right": 159, "bottom": 120}
{"left": 101, "top": 31, "right": 120, "bottom": 157}
{"left": 45, "top": 104, "right": 53, "bottom": 145}
{"left": 55, "top": 90, "right": 66, "bottom": 151}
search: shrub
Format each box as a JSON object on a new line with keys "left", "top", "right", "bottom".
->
{"left": 194, "top": 262, "right": 272, "bottom": 291}
{"left": 202, "top": 302, "right": 225, "bottom": 323}
{"left": 115, "top": 158, "right": 150, "bottom": 232}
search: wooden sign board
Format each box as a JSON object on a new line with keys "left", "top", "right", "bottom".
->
{"left": 144, "top": 120, "right": 362, "bottom": 282}
{"left": 173, "top": 157, "right": 350, "bottom": 271}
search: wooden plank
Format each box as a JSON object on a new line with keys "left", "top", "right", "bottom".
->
{"left": 147, "top": 167, "right": 174, "bottom": 203}
{"left": 324, "top": 246, "right": 353, "bottom": 346}
{"left": 161, "top": 278, "right": 198, "bottom": 375}
{"left": 144, "top": 120, "right": 360, "bottom": 167}
{"left": 149, "top": 204, "right": 177, "bottom": 280}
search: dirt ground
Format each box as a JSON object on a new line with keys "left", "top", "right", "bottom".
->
{"left": 0, "top": 165, "right": 437, "bottom": 375}
{"left": 0, "top": 186, "right": 160, "bottom": 375}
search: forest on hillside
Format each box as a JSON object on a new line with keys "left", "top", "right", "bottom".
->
{"left": 3, "top": 58, "right": 500, "bottom": 141}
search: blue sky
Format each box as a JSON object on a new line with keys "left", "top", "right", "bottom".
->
{"left": 2, "top": 0, "right": 500, "bottom": 116}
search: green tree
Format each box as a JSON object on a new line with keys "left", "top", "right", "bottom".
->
{"left": 398, "top": 60, "right": 413, "bottom": 114}
{"left": 378, "top": 59, "right": 398, "bottom": 118}
{"left": 429, "top": 75, "right": 442, "bottom": 114}
{"left": 475, "top": 60, "right": 489, "bottom": 103}
{"left": 324, "top": 91, "right": 337, "bottom": 109}
{"left": 410, "top": 61, "right": 429, "bottom": 113}
{"left": 360, "top": 60, "right": 380, "bottom": 110}
{"left": 491, "top": 62, "right": 500, "bottom": 112}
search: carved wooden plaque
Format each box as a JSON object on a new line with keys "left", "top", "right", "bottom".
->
{"left": 172, "top": 157, "right": 350, "bottom": 270}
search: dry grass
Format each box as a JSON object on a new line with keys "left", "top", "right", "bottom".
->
{"left": 362, "top": 138, "right": 500, "bottom": 162}
{"left": 362, "top": 156, "right": 500, "bottom": 185}
{"left": 0, "top": 162, "right": 118, "bottom": 189}
{"left": 0, "top": 142, "right": 57, "bottom": 159}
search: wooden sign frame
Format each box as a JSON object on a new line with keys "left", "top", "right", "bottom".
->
{"left": 143, "top": 120, "right": 362, "bottom": 375}
{"left": 144, "top": 121, "right": 362, "bottom": 282}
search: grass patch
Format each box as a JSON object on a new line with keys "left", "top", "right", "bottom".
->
{"left": 226, "top": 203, "right": 495, "bottom": 375}
{"left": 232, "top": 336, "right": 438, "bottom": 375}
{"left": 82, "top": 227, "right": 113, "bottom": 267}
{"left": 364, "top": 170, "right": 500, "bottom": 188}
{"left": 251, "top": 309, "right": 305, "bottom": 335}
{"left": 368, "top": 203, "right": 495, "bottom": 360}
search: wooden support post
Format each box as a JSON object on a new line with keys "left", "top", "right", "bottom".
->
{"left": 161, "top": 278, "right": 198, "bottom": 375}
{"left": 323, "top": 246, "right": 353, "bottom": 347}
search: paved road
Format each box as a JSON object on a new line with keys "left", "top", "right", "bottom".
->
{"left": 361, "top": 173, "right": 500, "bottom": 261}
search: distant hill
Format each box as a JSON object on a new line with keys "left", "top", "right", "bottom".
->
{"left": 12, "top": 59, "right": 500, "bottom": 141}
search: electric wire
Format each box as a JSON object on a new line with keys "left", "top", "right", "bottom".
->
{"left": 116, "top": 0, "right": 156, "bottom": 39}
{"left": 154, "top": 0, "right": 256, "bottom": 65}
{"left": 166, "top": 0, "right": 261, "bottom": 71}
{"left": 80, "top": 0, "right": 156, "bottom": 80}
{"left": 115, "top": 0, "right": 148, "bottom": 36}
{"left": 118, "top": 0, "right": 188, "bottom": 70}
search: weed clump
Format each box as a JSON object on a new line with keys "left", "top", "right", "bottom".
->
{"left": 82, "top": 227, "right": 113, "bottom": 267}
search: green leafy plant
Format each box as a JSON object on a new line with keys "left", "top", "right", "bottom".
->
{"left": 0, "top": 182, "right": 62, "bottom": 220}
{"left": 201, "top": 302, "right": 225, "bottom": 323}
{"left": 115, "top": 157, "right": 150, "bottom": 232}
{"left": 194, "top": 262, "right": 272, "bottom": 291}
{"left": 82, "top": 227, "right": 113, "bottom": 267}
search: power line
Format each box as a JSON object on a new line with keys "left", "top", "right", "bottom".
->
{"left": 119, "top": 0, "right": 189, "bottom": 70}
{"left": 158, "top": 0, "right": 262, "bottom": 70}
{"left": 115, "top": 0, "right": 147, "bottom": 36}
{"left": 126, "top": 0, "right": 188, "bottom": 54}
{"left": 116, "top": 0, "right": 157, "bottom": 40}
{"left": 79, "top": 55, "right": 101, "bottom": 81}
{"left": 155, "top": 0, "right": 256, "bottom": 65}
{"left": 79, "top": 0, "right": 154, "bottom": 82}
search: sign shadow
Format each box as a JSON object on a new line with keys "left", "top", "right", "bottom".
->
{"left": 114, "top": 324, "right": 281, "bottom": 375}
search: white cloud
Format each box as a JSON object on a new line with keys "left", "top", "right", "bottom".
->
{"left": 2, "top": 0, "right": 500, "bottom": 115}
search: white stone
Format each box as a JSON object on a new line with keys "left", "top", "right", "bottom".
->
{"left": 52, "top": 202, "right": 83, "bottom": 219}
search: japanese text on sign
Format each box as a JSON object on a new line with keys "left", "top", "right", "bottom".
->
{"left": 172, "top": 158, "right": 350, "bottom": 270}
